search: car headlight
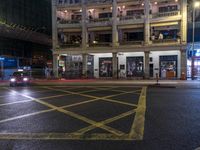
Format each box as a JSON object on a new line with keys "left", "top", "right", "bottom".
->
{"left": 23, "top": 78, "right": 28, "bottom": 81}
{"left": 10, "top": 78, "right": 16, "bottom": 82}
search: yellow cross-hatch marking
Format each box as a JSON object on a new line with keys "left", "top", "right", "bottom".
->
{"left": 129, "top": 86, "right": 147, "bottom": 140}
{"left": 0, "top": 87, "right": 136, "bottom": 123}
{"left": 0, "top": 87, "right": 116, "bottom": 107}
{"left": 44, "top": 87, "right": 141, "bottom": 107}
{"left": 2, "top": 87, "right": 127, "bottom": 136}
{"left": 0, "top": 86, "right": 147, "bottom": 140}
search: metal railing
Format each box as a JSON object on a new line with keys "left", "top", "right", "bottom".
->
{"left": 86, "top": 0, "right": 112, "bottom": 4}
{"left": 119, "top": 15, "right": 143, "bottom": 21}
{"left": 58, "top": 19, "right": 81, "bottom": 24}
{"left": 152, "top": 11, "right": 180, "bottom": 18}
{"left": 152, "top": 38, "right": 179, "bottom": 44}
{"left": 89, "top": 18, "right": 111, "bottom": 23}
{"left": 57, "top": 0, "right": 81, "bottom": 5}
{"left": 89, "top": 42, "right": 112, "bottom": 47}
{"left": 119, "top": 41, "right": 143, "bottom": 45}
{"left": 59, "top": 43, "right": 81, "bottom": 48}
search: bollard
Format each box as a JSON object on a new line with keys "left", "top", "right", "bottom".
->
{"left": 156, "top": 73, "right": 159, "bottom": 85}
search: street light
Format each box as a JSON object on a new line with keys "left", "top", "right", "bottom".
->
{"left": 192, "top": 1, "right": 200, "bottom": 57}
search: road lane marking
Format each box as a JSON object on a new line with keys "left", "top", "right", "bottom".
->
{"left": 0, "top": 100, "right": 33, "bottom": 107}
{"left": 0, "top": 90, "right": 134, "bottom": 124}
{"left": 129, "top": 86, "right": 147, "bottom": 140}
{"left": 101, "top": 98, "right": 138, "bottom": 107}
{"left": 45, "top": 87, "right": 140, "bottom": 107}
{"left": 0, "top": 94, "right": 71, "bottom": 107}
{"left": 0, "top": 86, "right": 136, "bottom": 107}
{"left": 0, "top": 133, "right": 132, "bottom": 140}
{"left": 3, "top": 88, "right": 125, "bottom": 136}
{"left": 0, "top": 109, "right": 54, "bottom": 123}
{"left": 0, "top": 99, "right": 99, "bottom": 124}
{"left": 75, "top": 109, "right": 136, "bottom": 135}
{"left": 0, "top": 86, "right": 145, "bottom": 140}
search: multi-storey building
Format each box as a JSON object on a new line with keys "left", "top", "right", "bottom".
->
{"left": 52, "top": 0, "right": 187, "bottom": 79}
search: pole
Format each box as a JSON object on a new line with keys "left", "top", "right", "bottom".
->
{"left": 192, "top": 4, "right": 195, "bottom": 57}
{"left": 192, "top": 2, "right": 196, "bottom": 80}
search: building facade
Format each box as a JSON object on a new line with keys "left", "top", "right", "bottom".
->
{"left": 52, "top": 0, "right": 187, "bottom": 79}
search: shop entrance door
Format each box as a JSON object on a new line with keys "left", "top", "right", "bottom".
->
{"left": 159, "top": 55, "right": 177, "bottom": 79}
{"left": 126, "top": 56, "right": 144, "bottom": 78}
{"left": 149, "top": 64, "right": 153, "bottom": 77}
{"left": 191, "top": 56, "right": 200, "bottom": 80}
{"left": 99, "top": 57, "right": 113, "bottom": 78}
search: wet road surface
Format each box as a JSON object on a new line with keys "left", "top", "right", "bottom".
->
{"left": 0, "top": 86, "right": 199, "bottom": 150}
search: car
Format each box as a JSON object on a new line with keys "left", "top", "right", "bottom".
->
{"left": 10, "top": 71, "right": 31, "bottom": 87}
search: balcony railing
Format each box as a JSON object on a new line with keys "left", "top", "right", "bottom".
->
{"left": 57, "top": 0, "right": 81, "bottom": 5}
{"left": 152, "top": 11, "right": 180, "bottom": 18}
{"left": 86, "top": 0, "right": 112, "bottom": 4}
{"left": 152, "top": 38, "right": 180, "bottom": 44}
{"left": 59, "top": 43, "right": 81, "bottom": 48}
{"left": 119, "top": 41, "right": 143, "bottom": 45}
{"left": 89, "top": 18, "right": 111, "bottom": 23}
{"left": 89, "top": 42, "right": 112, "bottom": 47}
{"left": 119, "top": 15, "right": 144, "bottom": 21}
{"left": 57, "top": 19, "right": 81, "bottom": 24}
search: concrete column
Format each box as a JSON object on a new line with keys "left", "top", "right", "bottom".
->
{"left": 112, "top": 52, "right": 118, "bottom": 79}
{"left": 81, "top": 0, "right": 88, "bottom": 49}
{"left": 53, "top": 54, "right": 59, "bottom": 78}
{"left": 144, "top": 51, "right": 150, "bottom": 79}
{"left": 82, "top": 53, "right": 88, "bottom": 77}
{"left": 181, "top": 0, "right": 187, "bottom": 44}
{"left": 52, "top": 0, "right": 58, "bottom": 50}
{"left": 144, "top": 0, "right": 150, "bottom": 45}
{"left": 112, "top": 0, "right": 118, "bottom": 47}
{"left": 180, "top": 48, "right": 187, "bottom": 79}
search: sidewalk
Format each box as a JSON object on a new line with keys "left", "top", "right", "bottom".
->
{"left": 1, "top": 79, "right": 200, "bottom": 88}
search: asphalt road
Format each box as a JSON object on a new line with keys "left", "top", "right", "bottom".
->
{"left": 0, "top": 85, "right": 200, "bottom": 150}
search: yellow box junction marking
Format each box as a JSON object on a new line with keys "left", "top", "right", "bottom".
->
{"left": 0, "top": 86, "right": 147, "bottom": 140}
{"left": 129, "top": 86, "right": 147, "bottom": 140}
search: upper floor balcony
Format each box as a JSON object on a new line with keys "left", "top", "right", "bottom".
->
{"left": 119, "top": 28, "right": 144, "bottom": 46}
{"left": 118, "top": 15, "right": 144, "bottom": 25}
{"left": 152, "top": 11, "right": 180, "bottom": 18}
{"left": 150, "top": 24, "right": 181, "bottom": 45}
{"left": 57, "top": 19, "right": 81, "bottom": 28}
{"left": 57, "top": 9, "right": 82, "bottom": 28}
{"left": 151, "top": 1, "right": 181, "bottom": 21}
{"left": 87, "top": 9, "right": 112, "bottom": 27}
{"left": 58, "top": 31, "right": 82, "bottom": 48}
{"left": 151, "top": 11, "right": 181, "bottom": 22}
{"left": 88, "top": 31, "right": 112, "bottom": 47}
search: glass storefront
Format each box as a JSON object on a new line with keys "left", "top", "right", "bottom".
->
{"left": 99, "top": 57, "right": 112, "bottom": 77}
{"left": 191, "top": 57, "right": 200, "bottom": 80}
{"left": 159, "top": 55, "right": 177, "bottom": 79}
{"left": 126, "top": 57, "right": 143, "bottom": 77}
